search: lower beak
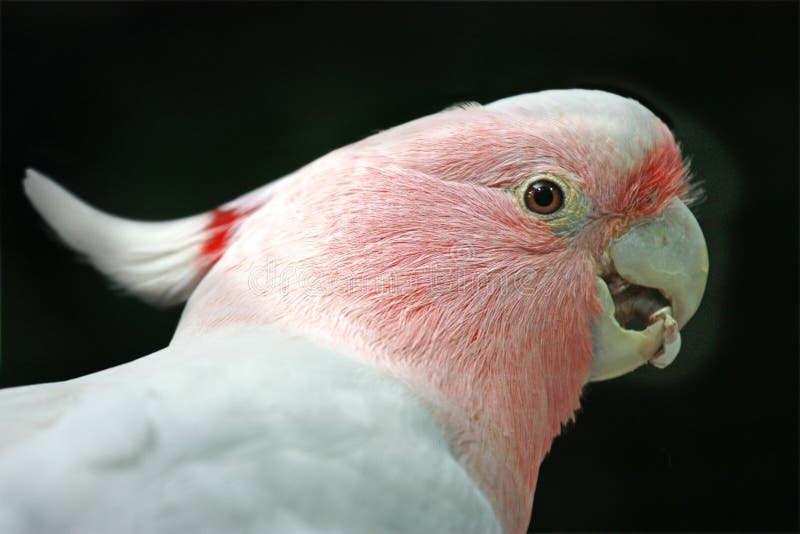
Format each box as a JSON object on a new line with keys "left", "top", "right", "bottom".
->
{"left": 589, "top": 199, "right": 709, "bottom": 381}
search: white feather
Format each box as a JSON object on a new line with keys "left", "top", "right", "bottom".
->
{"left": 0, "top": 328, "right": 500, "bottom": 533}
{"left": 488, "top": 89, "right": 668, "bottom": 171}
{"left": 23, "top": 169, "right": 280, "bottom": 307}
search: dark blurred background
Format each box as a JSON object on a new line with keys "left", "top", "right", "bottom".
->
{"left": 1, "top": 2, "right": 797, "bottom": 531}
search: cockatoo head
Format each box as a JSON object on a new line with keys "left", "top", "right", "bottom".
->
{"left": 175, "top": 89, "right": 708, "bottom": 532}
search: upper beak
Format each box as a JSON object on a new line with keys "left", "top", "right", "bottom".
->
{"left": 589, "top": 198, "right": 709, "bottom": 381}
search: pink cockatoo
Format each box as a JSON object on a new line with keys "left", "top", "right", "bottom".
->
{"left": 1, "top": 90, "right": 708, "bottom": 533}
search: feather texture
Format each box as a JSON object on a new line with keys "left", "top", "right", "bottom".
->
{"left": 23, "top": 169, "right": 280, "bottom": 306}
{"left": 0, "top": 328, "right": 499, "bottom": 534}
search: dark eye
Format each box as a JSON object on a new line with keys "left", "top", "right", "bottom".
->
{"left": 524, "top": 179, "right": 564, "bottom": 214}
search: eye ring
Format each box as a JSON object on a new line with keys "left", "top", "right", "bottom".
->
{"left": 524, "top": 179, "right": 564, "bottom": 215}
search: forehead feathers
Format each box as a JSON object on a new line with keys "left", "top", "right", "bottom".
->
{"left": 486, "top": 89, "right": 671, "bottom": 172}
{"left": 488, "top": 90, "right": 689, "bottom": 218}
{"left": 353, "top": 90, "right": 688, "bottom": 220}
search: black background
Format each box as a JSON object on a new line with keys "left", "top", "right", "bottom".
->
{"left": 2, "top": 2, "right": 797, "bottom": 531}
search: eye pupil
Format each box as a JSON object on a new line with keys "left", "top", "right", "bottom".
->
{"left": 524, "top": 179, "right": 564, "bottom": 214}
{"left": 533, "top": 186, "right": 554, "bottom": 207}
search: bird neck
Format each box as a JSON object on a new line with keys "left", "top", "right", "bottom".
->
{"left": 372, "top": 330, "right": 590, "bottom": 534}
{"left": 174, "top": 211, "right": 597, "bottom": 533}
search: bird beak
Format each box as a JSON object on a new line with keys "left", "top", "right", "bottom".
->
{"left": 589, "top": 199, "right": 709, "bottom": 381}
